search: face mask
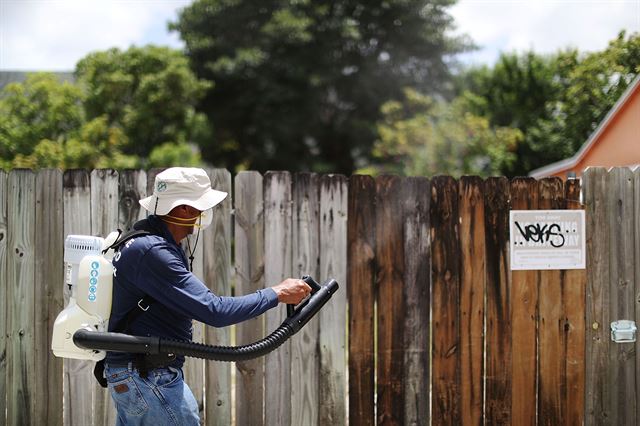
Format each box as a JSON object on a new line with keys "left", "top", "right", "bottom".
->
{"left": 163, "top": 208, "right": 212, "bottom": 230}
{"left": 198, "top": 208, "right": 213, "bottom": 230}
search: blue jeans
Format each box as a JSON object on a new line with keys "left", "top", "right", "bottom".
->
{"left": 104, "top": 363, "right": 200, "bottom": 426}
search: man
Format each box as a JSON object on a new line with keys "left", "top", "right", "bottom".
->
{"left": 104, "top": 167, "right": 310, "bottom": 425}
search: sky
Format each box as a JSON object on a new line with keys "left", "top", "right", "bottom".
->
{"left": 0, "top": 0, "right": 638, "bottom": 71}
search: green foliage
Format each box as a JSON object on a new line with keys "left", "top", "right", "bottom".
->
{"left": 0, "top": 73, "right": 84, "bottom": 161}
{"left": 0, "top": 73, "right": 139, "bottom": 169}
{"left": 456, "top": 31, "right": 640, "bottom": 176}
{"left": 1, "top": 46, "right": 211, "bottom": 170}
{"left": 561, "top": 32, "right": 640, "bottom": 152}
{"left": 370, "top": 88, "right": 520, "bottom": 177}
{"left": 148, "top": 141, "right": 203, "bottom": 168}
{"left": 75, "top": 45, "right": 213, "bottom": 158}
{"left": 171, "top": 0, "right": 469, "bottom": 173}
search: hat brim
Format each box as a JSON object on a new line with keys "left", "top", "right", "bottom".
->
{"left": 139, "top": 188, "right": 228, "bottom": 215}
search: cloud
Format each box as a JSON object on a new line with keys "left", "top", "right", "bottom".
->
{"left": 450, "top": 0, "right": 640, "bottom": 65}
{"left": 0, "top": 0, "right": 190, "bottom": 70}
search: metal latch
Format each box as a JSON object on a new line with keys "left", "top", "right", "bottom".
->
{"left": 610, "top": 320, "right": 637, "bottom": 343}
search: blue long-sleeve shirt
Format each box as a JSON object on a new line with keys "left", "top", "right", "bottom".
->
{"left": 105, "top": 215, "right": 278, "bottom": 368}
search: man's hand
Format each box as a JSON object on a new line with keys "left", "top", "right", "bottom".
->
{"left": 271, "top": 278, "right": 312, "bottom": 305}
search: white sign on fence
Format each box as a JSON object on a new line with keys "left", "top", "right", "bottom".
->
{"left": 509, "top": 209, "right": 586, "bottom": 270}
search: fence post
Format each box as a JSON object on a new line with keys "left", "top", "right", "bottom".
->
{"left": 63, "top": 169, "right": 93, "bottom": 426}
{"left": 563, "top": 178, "right": 586, "bottom": 425}
{"left": 484, "top": 177, "right": 511, "bottom": 424}
{"left": 234, "top": 171, "right": 266, "bottom": 426}
{"left": 264, "top": 171, "right": 293, "bottom": 425}
{"left": 318, "top": 174, "right": 348, "bottom": 426}
{"left": 431, "top": 176, "right": 462, "bottom": 425}
{"left": 537, "top": 177, "right": 566, "bottom": 425}
{"left": 606, "top": 167, "right": 636, "bottom": 426}
{"left": 291, "top": 173, "right": 321, "bottom": 426}
{"left": 0, "top": 170, "right": 7, "bottom": 426}
{"left": 402, "top": 177, "right": 430, "bottom": 425}
{"left": 460, "top": 176, "right": 486, "bottom": 426}
{"left": 6, "top": 169, "right": 37, "bottom": 425}
{"left": 374, "top": 175, "right": 406, "bottom": 424}
{"left": 583, "top": 167, "right": 610, "bottom": 425}
{"left": 34, "top": 169, "right": 64, "bottom": 425}
{"left": 204, "top": 167, "right": 232, "bottom": 425}
{"left": 347, "top": 175, "right": 376, "bottom": 425}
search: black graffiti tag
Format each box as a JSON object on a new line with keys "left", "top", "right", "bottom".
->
{"left": 514, "top": 221, "right": 566, "bottom": 248}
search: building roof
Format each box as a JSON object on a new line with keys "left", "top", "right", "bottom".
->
{"left": 0, "top": 70, "right": 75, "bottom": 92}
{"left": 529, "top": 73, "right": 640, "bottom": 178}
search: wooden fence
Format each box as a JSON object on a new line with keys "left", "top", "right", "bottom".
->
{"left": 0, "top": 167, "right": 638, "bottom": 425}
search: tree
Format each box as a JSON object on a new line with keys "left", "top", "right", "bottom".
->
{"left": 455, "top": 50, "right": 578, "bottom": 175}
{"left": 368, "top": 88, "right": 520, "bottom": 177}
{"left": 455, "top": 31, "right": 639, "bottom": 176}
{"left": 0, "top": 73, "right": 140, "bottom": 169}
{"left": 75, "top": 45, "right": 212, "bottom": 159}
{"left": 171, "top": 0, "right": 469, "bottom": 173}
{"left": 0, "top": 73, "right": 85, "bottom": 167}
{"left": 561, "top": 31, "right": 640, "bottom": 153}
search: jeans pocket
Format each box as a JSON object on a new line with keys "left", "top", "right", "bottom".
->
{"left": 152, "top": 366, "right": 182, "bottom": 388}
{"left": 108, "top": 376, "right": 149, "bottom": 416}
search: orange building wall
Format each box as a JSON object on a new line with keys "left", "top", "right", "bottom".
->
{"left": 551, "top": 87, "right": 640, "bottom": 179}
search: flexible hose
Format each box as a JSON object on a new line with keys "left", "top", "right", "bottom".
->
{"left": 159, "top": 323, "right": 295, "bottom": 362}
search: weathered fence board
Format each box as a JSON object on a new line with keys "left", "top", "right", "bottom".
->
{"left": 509, "top": 177, "right": 539, "bottom": 426}
{"left": 318, "top": 174, "right": 348, "bottom": 426}
{"left": 537, "top": 178, "right": 566, "bottom": 425}
{"left": 583, "top": 167, "right": 610, "bottom": 425}
{"left": 291, "top": 173, "right": 321, "bottom": 426}
{"left": 607, "top": 167, "right": 636, "bottom": 426}
{"left": 484, "top": 177, "right": 511, "bottom": 425}
{"left": 375, "top": 175, "right": 405, "bottom": 425}
{"left": 91, "top": 169, "right": 119, "bottom": 426}
{"left": 402, "top": 177, "right": 430, "bottom": 426}
{"left": 7, "top": 170, "right": 37, "bottom": 425}
{"left": 63, "top": 169, "right": 94, "bottom": 426}
{"left": 563, "top": 179, "right": 586, "bottom": 426}
{"left": 0, "top": 170, "right": 8, "bottom": 425}
{"left": 34, "top": 169, "right": 64, "bottom": 425}
{"left": 347, "top": 175, "right": 376, "bottom": 425}
{"left": 459, "top": 176, "right": 485, "bottom": 426}
{"left": 264, "top": 171, "right": 293, "bottom": 425}
{"left": 204, "top": 167, "right": 233, "bottom": 425}
{"left": 634, "top": 167, "right": 640, "bottom": 426}
{"left": 431, "top": 176, "right": 461, "bottom": 425}
{"left": 118, "top": 169, "right": 147, "bottom": 230}
{"left": 234, "top": 171, "right": 266, "bottom": 426}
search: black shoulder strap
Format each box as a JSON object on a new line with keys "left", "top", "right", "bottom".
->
{"left": 102, "top": 228, "right": 152, "bottom": 254}
{"left": 106, "top": 227, "right": 157, "bottom": 333}
{"left": 114, "top": 295, "right": 156, "bottom": 333}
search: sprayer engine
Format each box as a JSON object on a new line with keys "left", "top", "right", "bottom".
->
{"left": 51, "top": 234, "right": 116, "bottom": 360}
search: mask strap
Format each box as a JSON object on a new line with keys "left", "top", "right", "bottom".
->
{"left": 161, "top": 213, "right": 203, "bottom": 228}
{"left": 185, "top": 216, "right": 202, "bottom": 271}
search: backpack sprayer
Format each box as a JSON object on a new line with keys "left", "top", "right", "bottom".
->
{"left": 51, "top": 233, "right": 339, "bottom": 362}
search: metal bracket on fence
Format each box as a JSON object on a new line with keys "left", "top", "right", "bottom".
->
{"left": 610, "top": 320, "right": 637, "bottom": 343}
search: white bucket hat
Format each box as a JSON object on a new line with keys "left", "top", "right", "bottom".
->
{"left": 139, "top": 167, "right": 228, "bottom": 216}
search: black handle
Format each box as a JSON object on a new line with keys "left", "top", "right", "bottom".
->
{"left": 283, "top": 277, "right": 339, "bottom": 333}
{"left": 287, "top": 275, "right": 322, "bottom": 317}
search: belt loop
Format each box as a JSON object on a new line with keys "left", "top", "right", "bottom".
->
{"left": 127, "top": 361, "right": 134, "bottom": 372}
